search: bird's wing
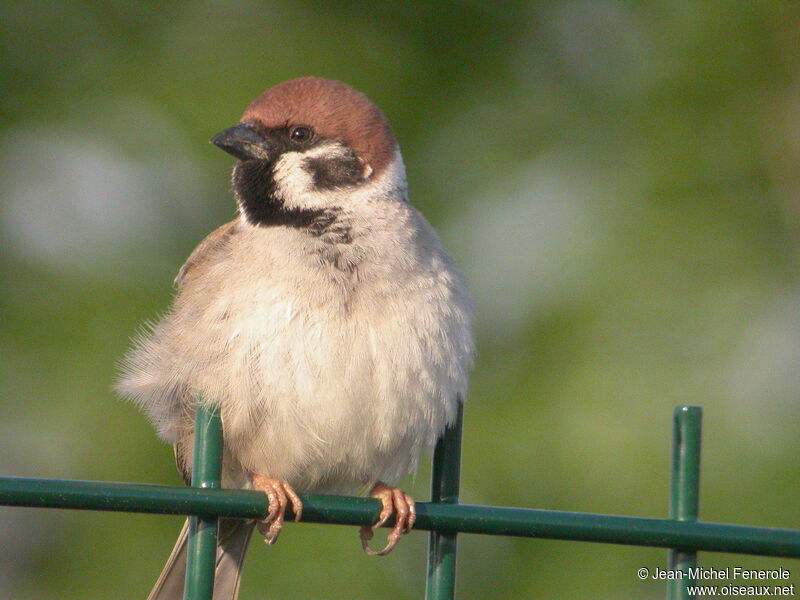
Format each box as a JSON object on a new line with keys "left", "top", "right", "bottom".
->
{"left": 171, "top": 220, "right": 240, "bottom": 484}
{"left": 174, "top": 219, "right": 239, "bottom": 290}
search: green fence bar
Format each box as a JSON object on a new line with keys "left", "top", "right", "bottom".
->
{"left": 426, "top": 401, "right": 464, "bottom": 600}
{"left": 668, "top": 406, "right": 702, "bottom": 600}
{"left": 0, "top": 479, "right": 265, "bottom": 518}
{"left": 183, "top": 403, "right": 223, "bottom": 600}
{"left": 2, "top": 477, "right": 799, "bottom": 557}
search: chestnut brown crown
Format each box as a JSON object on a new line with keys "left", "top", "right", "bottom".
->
{"left": 241, "top": 77, "right": 398, "bottom": 178}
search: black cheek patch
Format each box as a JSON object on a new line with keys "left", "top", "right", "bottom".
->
{"left": 306, "top": 150, "right": 364, "bottom": 190}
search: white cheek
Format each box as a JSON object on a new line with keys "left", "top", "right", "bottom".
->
{"left": 271, "top": 146, "right": 407, "bottom": 213}
{"left": 272, "top": 152, "right": 316, "bottom": 209}
{"left": 273, "top": 143, "right": 356, "bottom": 210}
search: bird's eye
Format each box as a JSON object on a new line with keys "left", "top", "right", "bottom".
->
{"left": 289, "top": 126, "right": 313, "bottom": 143}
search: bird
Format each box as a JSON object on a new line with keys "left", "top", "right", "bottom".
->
{"left": 116, "top": 76, "right": 474, "bottom": 599}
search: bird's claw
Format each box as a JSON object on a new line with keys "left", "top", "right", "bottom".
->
{"left": 360, "top": 482, "right": 416, "bottom": 556}
{"left": 250, "top": 474, "right": 303, "bottom": 545}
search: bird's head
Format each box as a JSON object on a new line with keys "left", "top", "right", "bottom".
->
{"left": 212, "top": 77, "right": 404, "bottom": 229}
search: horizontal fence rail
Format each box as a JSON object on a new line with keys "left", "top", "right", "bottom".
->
{"left": 1, "top": 476, "right": 799, "bottom": 558}
{"left": 2, "top": 405, "right": 799, "bottom": 600}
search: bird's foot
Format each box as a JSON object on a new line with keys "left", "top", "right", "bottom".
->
{"left": 359, "top": 481, "right": 416, "bottom": 556}
{"left": 249, "top": 474, "right": 303, "bottom": 545}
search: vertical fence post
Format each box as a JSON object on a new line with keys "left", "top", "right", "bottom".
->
{"left": 183, "top": 403, "right": 223, "bottom": 600}
{"left": 426, "top": 400, "right": 464, "bottom": 600}
{"left": 667, "top": 406, "right": 702, "bottom": 600}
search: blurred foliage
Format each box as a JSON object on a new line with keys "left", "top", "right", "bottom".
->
{"left": 2, "top": 1, "right": 800, "bottom": 598}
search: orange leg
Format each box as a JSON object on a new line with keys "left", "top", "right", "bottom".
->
{"left": 359, "top": 481, "right": 416, "bottom": 556}
{"left": 249, "top": 474, "right": 303, "bottom": 545}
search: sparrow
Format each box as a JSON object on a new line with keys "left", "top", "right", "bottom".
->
{"left": 117, "top": 77, "right": 474, "bottom": 599}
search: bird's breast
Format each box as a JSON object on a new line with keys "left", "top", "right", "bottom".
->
{"left": 173, "top": 223, "right": 472, "bottom": 493}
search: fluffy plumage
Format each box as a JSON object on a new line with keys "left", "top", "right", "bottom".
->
{"left": 116, "top": 77, "right": 474, "bottom": 597}
{"left": 119, "top": 156, "right": 473, "bottom": 492}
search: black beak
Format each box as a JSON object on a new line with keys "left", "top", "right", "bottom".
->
{"left": 210, "top": 122, "right": 273, "bottom": 161}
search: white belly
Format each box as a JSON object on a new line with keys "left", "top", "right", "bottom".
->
{"left": 120, "top": 215, "right": 473, "bottom": 494}
{"left": 211, "top": 264, "right": 459, "bottom": 492}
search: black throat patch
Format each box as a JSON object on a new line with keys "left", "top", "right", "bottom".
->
{"left": 233, "top": 160, "right": 316, "bottom": 227}
{"left": 232, "top": 159, "right": 351, "bottom": 244}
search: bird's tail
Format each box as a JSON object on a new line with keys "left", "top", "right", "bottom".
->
{"left": 147, "top": 518, "right": 256, "bottom": 600}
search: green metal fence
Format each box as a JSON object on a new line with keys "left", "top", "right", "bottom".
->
{"left": 1, "top": 404, "right": 798, "bottom": 600}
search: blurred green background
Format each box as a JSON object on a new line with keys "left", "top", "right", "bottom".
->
{"left": 2, "top": 2, "right": 800, "bottom": 598}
